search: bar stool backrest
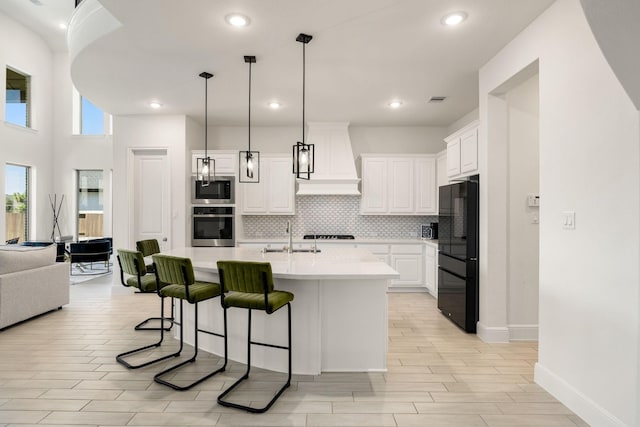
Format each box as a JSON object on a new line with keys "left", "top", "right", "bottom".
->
{"left": 117, "top": 249, "right": 147, "bottom": 276}
{"left": 217, "top": 261, "right": 274, "bottom": 294}
{"left": 136, "top": 239, "right": 160, "bottom": 258}
{"left": 152, "top": 254, "right": 195, "bottom": 286}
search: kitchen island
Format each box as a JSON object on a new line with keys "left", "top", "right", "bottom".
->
{"left": 161, "top": 246, "right": 399, "bottom": 375}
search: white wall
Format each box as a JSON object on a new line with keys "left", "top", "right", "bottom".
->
{"left": 479, "top": 1, "right": 639, "bottom": 426}
{"left": 111, "top": 115, "right": 188, "bottom": 252}
{"left": 205, "top": 125, "right": 446, "bottom": 157}
{"left": 447, "top": 108, "right": 479, "bottom": 136}
{"left": 0, "top": 12, "right": 55, "bottom": 241}
{"left": 506, "top": 75, "right": 540, "bottom": 339}
{"left": 52, "top": 52, "right": 113, "bottom": 239}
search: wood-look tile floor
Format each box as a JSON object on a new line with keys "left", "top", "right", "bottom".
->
{"left": 0, "top": 274, "right": 588, "bottom": 426}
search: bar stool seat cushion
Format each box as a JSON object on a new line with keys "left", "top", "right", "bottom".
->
{"left": 160, "top": 281, "right": 221, "bottom": 303}
{"left": 126, "top": 274, "right": 158, "bottom": 292}
{"left": 224, "top": 291, "right": 293, "bottom": 312}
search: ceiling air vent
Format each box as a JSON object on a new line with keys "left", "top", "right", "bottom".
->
{"left": 428, "top": 96, "right": 447, "bottom": 103}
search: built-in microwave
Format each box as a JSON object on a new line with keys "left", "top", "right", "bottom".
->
{"left": 191, "top": 175, "right": 235, "bottom": 205}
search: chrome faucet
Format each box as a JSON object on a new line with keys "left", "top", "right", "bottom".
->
{"left": 286, "top": 220, "right": 293, "bottom": 254}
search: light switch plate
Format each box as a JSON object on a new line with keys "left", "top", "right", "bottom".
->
{"left": 562, "top": 211, "right": 575, "bottom": 229}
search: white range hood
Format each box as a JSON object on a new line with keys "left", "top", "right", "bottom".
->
{"left": 296, "top": 122, "right": 361, "bottom": 195}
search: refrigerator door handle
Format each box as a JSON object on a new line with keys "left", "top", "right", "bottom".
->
{"left": 438, "top": 266, "right": 466, "bottom": 280}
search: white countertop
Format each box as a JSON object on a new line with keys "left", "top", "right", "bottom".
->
{"left": 161, "top": 246, "right": 400, "bottom": 280}
{"left": 237, "top": 238, "right": 438, "bottom": 246}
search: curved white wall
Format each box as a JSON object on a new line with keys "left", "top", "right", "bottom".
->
{"left": 479, "top": 0, "right": 639, "bottom": 426}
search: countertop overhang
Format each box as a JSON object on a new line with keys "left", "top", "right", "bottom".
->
{"left": 161, "top": 246, "right": 400, "bottom": 280}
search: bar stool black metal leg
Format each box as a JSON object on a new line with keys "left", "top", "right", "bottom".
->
{"left": 217, "top": 303, "right": 292, "bottom": 413}
{"left": 154, "top": 300, "right": 227, "bottom": 391}
{"left": 116, "top": 296, "right": 181, "bottom": 369}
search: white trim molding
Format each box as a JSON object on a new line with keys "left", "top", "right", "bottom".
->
{"left": 476, "top": 322, "right": 509, "bottom": 343}
{"left": 535, "top": 363, "right": 628, "bottom": 427}
{"left": 508, "top": 324, "right": 538, "bottom": 341}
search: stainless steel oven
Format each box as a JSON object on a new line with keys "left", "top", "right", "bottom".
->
{"left": 191, "top": 175, "right": 235, "bottom": 205}
{"left": 191, "top": 206, "right": 235, "bottom": 247}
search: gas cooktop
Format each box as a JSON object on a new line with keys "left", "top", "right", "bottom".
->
{"left": 303, "top": 234, "right": 355, "bottom": 240}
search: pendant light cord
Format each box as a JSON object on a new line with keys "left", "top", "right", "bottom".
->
{"left": 204, "top": 76, "right": 208, "bottom": 158}
{"left": 248, "top": 61, "right": 251, "bottom": 153}
{"left": 302, "top": 41, "right": 306, "bottom": 144}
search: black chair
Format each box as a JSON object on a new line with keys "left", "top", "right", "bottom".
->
{"left": 69, "top": 239, "right": 111, "bottom": 275}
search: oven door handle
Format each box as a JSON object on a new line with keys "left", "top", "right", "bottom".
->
{"left": 193, "top": 215, "right": 234, "bottom": 218}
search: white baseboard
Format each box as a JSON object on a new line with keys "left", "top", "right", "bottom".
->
{"left": 535, "top": 363, "right": 628, "bottom": 427}
{"left": 508, "top": 324, "right": 538, "bottom": 341}
{"left": 476, "top": 322, "right": 509, "bottom": 343}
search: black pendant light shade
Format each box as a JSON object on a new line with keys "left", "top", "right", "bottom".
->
{"left": 239, "top": 56, "right": 260, "bottom": 183}
{"left": 198, "top": 71, "right": 215, "bottom": 186}
{"left": 293, "top": 33, "right": 314, "bottom": 180}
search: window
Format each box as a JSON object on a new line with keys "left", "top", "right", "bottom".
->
{"left": 77, "top": 170, "right": 104, "bottom": 239}
{"left": 5, "top": 164, "right": 30, "bottom": 243}
{"left": 5, "top": 68, "right": 31, "bottom": 128}
{"left": 80, "top": 96, "right": 105, "bottom": 135}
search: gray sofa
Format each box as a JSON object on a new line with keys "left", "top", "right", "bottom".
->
{"left": 0, "top": 244, "right": 69, "bottom": 330}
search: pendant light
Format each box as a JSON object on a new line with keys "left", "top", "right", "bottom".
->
{"left": 197, "top": 71, "right": 215, "bottom": 186}
{"left": 239, "top": 56, "right": 260, "bottom": 183}
{"left": 292, "top": 33, "right": 314, "bottom": 180}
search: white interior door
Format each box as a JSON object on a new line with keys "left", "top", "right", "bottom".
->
{"left": 132, "top": 149, "right": 170, "bottom": 250}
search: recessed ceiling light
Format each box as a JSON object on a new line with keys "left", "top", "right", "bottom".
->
{"left": 441, "top": 11, "right": 468, "bottom": 26}
{"left": 149, "top": 101, "right": 162, "bottom": 109}
{"left": 388, "top": 100, "right": 402, "bottom": 109}
{"left": 268, "top": 101, "right": 281, "bottom": 109}
{"left": 59, "top": 23, "right": 67, "bottom": 30}
{"left": 225, "top": 13, "right": 250, "bottom": 27}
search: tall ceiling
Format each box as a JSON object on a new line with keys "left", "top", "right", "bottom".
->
{"left": 0, "top": 0, "right": 556, "bottom": 127}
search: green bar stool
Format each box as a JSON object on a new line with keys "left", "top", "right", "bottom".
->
{"left": 152, "top": 254, "right": 227, "bottom": 391}
{"left": 216, "top": 260, "right": 294, "bottom": 413}
{"left": 115, "top": 249, "right": 176, "bottom": 369}
{"left": 136, "top": 239, "right": 160, "bottom": 273}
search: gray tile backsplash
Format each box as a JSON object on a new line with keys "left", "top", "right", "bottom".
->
{"left": 242, "top": 195, "right": 437, "bottom": 239}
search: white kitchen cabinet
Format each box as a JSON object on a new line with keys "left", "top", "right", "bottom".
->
{"left": 389, "top": 244, "right": 424, "bottom": 288}
{"left": 415, "top": 157, "right": 437, "bottom": 214}
{"left": 191, "top": 150, "right": 237, "bottom": 175}
{"left": 436, "top": 150, "right": 448, "bottom": 212}
{"left": 360, "top": 154, "right": 436, "bottom": 215}
{"left": 360, "top": 157, "right": 388, "bottom": 213}
{"left": 445, "top": 120, "right": 479, "bottom": 178}
{"left": 424, "top": 243, "right": 437, "bottom": 296}
{"left": 239, "top": 155, "right": 295, "bottom": 215}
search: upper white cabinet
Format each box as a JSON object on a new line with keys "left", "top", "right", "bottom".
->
{"left": 191, "top": 150, "right": 237, "bottom": 175}
{"left": 239, "top": 155, "right": 295, "bottom": 215}
{"left": 360, "top": 154, "right": 436, "bottom": 215}
{"left": 445, "top": 120, "right": 479, "bottom": 179}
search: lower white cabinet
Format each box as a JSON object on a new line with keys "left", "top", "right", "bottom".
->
{"left": 389, "top": 244, "right": 423, "bottom": 287}
{"left": 424, "top": 243, "right": 437, "bottom": 296}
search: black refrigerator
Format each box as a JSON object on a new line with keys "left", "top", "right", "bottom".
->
{"left": 437, "top": 176, "right": 479, "bottom": 333}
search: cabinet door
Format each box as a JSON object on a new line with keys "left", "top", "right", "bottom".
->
{"left": 388, "top": 158, "right": 414, "bottom": 213}
{"left": 268, "top": 157, "right": 295, "bottom": 214}
{"left": 361, "top": 158, "right": 388, "bottom": 213}
{"left": 460, "top": 127, "right": 478, "bottom": 173}
{"left": 240, "top": 161, "right": 268, "bottom": 214}
{"left": 415, "top": 157, "right": 436, "bottom": 214}
{"left": 424, "top": 244, "right": 437, "bottom": 296}
{"left": 447, "top": 139, "right": 461, "bottom": 177}
{"left": 390, "top": 254, "right": 423, "bottom": 287}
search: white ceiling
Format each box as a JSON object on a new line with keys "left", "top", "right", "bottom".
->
{"left": 0, "top": 0, "right": 556, "bottom": 127}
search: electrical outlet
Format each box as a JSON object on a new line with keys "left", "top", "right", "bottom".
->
{"left": 562, "top": 211, "right": 575, "bottom": 229}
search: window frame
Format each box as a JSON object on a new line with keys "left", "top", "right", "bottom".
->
{"left": 5, "top": 163, "right": 31, "bottom": 242}
{"left": 5, "top": 66, "right": 32, "bottom": 129}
